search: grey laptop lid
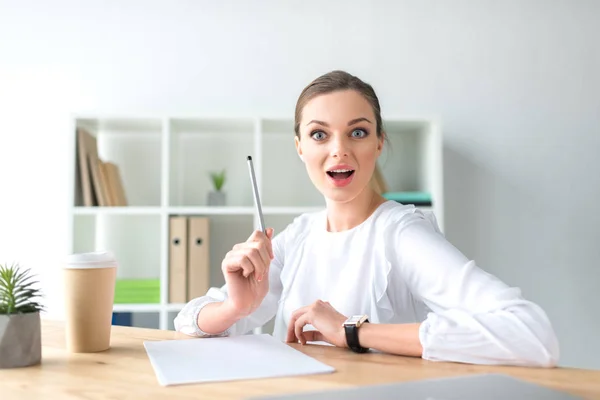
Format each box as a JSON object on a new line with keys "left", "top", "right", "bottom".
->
{"left": 247, "top": 373, "right": 582, "bottom": 400}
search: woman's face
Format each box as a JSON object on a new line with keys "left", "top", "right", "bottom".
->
{"left": 295, "top": 89, "right": 383, "bottom": 204}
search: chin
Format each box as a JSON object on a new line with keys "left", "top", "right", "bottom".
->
{"left": 321, "top": 186, "right": 362, "bottom": 204}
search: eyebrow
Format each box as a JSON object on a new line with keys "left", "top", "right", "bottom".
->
{"left": 347, "top": 117, "right": 372, "bottom": 126}
{"left": 305, "top": 117, "right": 373, "bottom": 127}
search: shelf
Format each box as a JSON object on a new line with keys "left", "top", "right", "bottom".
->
{"left": 74, "top": 206, "right": 162, "bottom": 215}
{"left": 262, "top": 206, "right": 323, "bottom": 215}
{"left": 165, "top": 303, "right": 187, "bottom": 312}
{"left": 168, "top": 206, "right": 254, "bottom": 215}
{"left": 71, "top": 115, "right": 443, "bottom": 331}
{"left": 75, "top": 117, "right": 163, "bottom": 207}
{"left": 170, "top": 117, "right": 255, "bottom": 135}
{"left": 169, "top": 118, "right": 255, "bottom": 207}
{"left": 378, "top": 120, "right": 441, "bottom": 195}
{"left": 113, "top": 304, "right": 161, "bottom": 313}
{"left": 261, "top": 118, "right": 294, "bottom": 134}
{"left": 113, "top": 304, "right": 189, "bottom": 313}
{"left": 168, "top": 206, "right": 323, "bottom": 216}
{"left": 76, "top": 117, "right": 163, "bottom": 135}
{"left": 261, "top": 119, "right": 324, "bottom": 207}
{"left": 73, "top": 206, "right": 324, "bottom": 216}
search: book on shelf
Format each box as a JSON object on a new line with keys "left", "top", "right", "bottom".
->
{"left": 383, "top": 191, "right": 432, "bottom": 206}
{"left": 76, "top": 128, "right": 128, "bottom": 207}
{"left": 168, "top": 215, "right": 211, "bottom": 304}
{"left": 112, "top": 312, "right": 132, "bottom": 327}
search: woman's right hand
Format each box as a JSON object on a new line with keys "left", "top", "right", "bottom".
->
{"left": 221, "top": 227, "right": 274, "bottom": 319}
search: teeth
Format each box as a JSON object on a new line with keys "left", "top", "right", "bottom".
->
{"left": 330, "top": 169, "right": 352, "bottom": 173}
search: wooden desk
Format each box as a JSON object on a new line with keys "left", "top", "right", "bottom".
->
{"left": 0, "top": 320, "right": 598, "bottom": 399}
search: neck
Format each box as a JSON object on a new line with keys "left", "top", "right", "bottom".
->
{"left": 325, "top": 187, "right": 386, "bottom": 232}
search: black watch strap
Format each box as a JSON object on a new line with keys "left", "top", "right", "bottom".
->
{"left": 344, "top": 319, "right": 369, "bottom": 353}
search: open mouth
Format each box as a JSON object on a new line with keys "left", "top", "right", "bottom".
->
{"left": 326, "top": 169, "right": 355, "bottom": 180}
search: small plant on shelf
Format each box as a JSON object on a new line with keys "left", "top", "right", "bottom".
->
{"left": 0, "top": 262, "right": 44, "bottom": 368}
{"left": 208, "top": 169, "right": 227, "bottom": 206}
{"left": 210, "top": 169, "right": 226, "bottom": 192}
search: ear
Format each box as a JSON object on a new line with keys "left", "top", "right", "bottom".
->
{"left": 376, "top": 132, "right": 385, "bottom": 154}
{"left": 295, "top": 136, "right": 304, "bottom": 162}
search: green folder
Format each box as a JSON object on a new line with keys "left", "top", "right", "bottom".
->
{"left": 114, "top": 279, "right": 160, "bottom": 304}
{"left": 383, "top": 191, "right": 432, "bottom": 205}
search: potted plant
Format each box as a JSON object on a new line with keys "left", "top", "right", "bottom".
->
{"left": 0, "top": 262, "right": 43, "bottom": 368}
{"left": 207, "top": 169, "right": 226, "bottom": 206}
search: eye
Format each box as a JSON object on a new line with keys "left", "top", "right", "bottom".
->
{"left": 351, "top": 128, "right": 368, "bottom": 138}
{"left": 310, "top": 130, "right": 327, "bottom": 141}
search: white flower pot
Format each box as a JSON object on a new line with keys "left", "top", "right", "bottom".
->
{"left": 0, "top": 312, "right": 42, "bottom": 368}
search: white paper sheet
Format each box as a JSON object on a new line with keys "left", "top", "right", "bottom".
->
{"left": 143, "top": 334, "right": 336, "bottom": 386}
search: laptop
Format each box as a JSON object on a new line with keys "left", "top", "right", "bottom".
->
{"left": 247, "top": 373, "right": 582, "bottom": 400}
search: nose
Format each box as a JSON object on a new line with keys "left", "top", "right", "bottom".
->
{"left": 330, "top": 134, "right": 349, "bottom": 158}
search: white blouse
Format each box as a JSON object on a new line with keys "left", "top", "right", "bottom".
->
{"left": 174, "top": 201, "right": 560, "bottom": 367}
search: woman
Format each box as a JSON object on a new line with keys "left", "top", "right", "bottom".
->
{"left": 174, "top": 70, "right": 559, "bottom": 367}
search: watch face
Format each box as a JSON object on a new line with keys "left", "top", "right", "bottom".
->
{"left": 343, "top": 315, "right": 368, "bottom": 327}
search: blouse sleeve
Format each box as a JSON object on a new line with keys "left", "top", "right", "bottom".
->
{"left": 386, "top": 210, "right": 560, "bottom": 367}
{"left": 173, "top": 227, "right": 287, "bottom": 337}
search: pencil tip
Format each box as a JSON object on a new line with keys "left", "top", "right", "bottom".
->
{"left": 247, "top": 156, "right": 252, "bottom": 160}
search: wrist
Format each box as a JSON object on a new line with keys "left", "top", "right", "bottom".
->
{"left": 356, "top": 321, "right": 371, "bottom": 348}
{"left": 220, "top": 299, "right": 249, "bottom": 322}
{"left": 343, "top": 315, "right": 370, "bottom": 353}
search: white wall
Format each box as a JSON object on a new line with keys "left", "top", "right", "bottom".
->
{"left": 1, "top": 0, "right": 599, "bottom": 369}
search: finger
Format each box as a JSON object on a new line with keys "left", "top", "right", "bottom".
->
{"left": 243, "top": 247, "right": 267, "bottom": 281}
{"left": 302, "top": 330, "right": 327, "bottom": 344}
{"left": 247, "top": 241, "right": 270, "bottom": 274}
{"left": 294, "top": 314, "right": 311, "bottom": 345}
{"left": 234, "top": 253, "right": 255, "bottom": 278}
{"left": 249, "top": 229, "right": 274, "bottom": 260}
{"left": 247, "top": 229, "right": 265, "bottom": 243}
{"left": 222, "top": 250, "right": 241, "bottom": 273}
{"left": 266, "top": 228, "right": 274, "bottom": 259}
{"left": 286, "top": 306, "right": 310, "bottom": 342}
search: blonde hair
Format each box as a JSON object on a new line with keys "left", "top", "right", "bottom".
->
{"left": 294, "top": 70, "right": 384, "bottom": 140}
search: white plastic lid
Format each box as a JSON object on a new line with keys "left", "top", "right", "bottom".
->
{"left": 65, "top": 251, "right": 118, "bottom": 269}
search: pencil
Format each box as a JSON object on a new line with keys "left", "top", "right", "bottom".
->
{"left": 247, "top": 156, "right": 266, "bottom": 233}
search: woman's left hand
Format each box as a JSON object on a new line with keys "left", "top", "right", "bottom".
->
{"left": 285, "top": 300, "right": 348, "bottom": 347}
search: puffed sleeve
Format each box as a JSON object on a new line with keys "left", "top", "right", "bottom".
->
{"left": 386, "top": 210, "right": 560, "bottom": 367}
{"left": 173, "top": 226, "right": 287, "bottom": 337}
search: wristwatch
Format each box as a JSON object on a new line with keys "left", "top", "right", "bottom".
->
{"left": 342, "top": 315, "right": 369, "bottom": 353}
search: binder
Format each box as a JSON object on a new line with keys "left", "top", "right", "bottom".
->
{"left": 99, "top": 160, "right": 115, "bottom": 206}
{"left": 76, "top": 129, "right": 94, "bottom": 206}
{"left": 84, "top": 131, "right": 109, "bottom": 206}
{"left": 104, "top": 162, "right": 128, "bottom": 206}
{"left": 187, "top": 217, "right": 210, "bottom": 301}
{"left": 168, "top": 216, "right": 188, "bottom": 304}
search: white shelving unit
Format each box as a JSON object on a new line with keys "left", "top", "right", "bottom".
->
{"left": 68, "top": 115, "right": 443, "bottom": 330}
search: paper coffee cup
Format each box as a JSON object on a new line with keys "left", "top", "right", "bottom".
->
{"left": 64, "top": 251, "right": 117, "bottom": 353}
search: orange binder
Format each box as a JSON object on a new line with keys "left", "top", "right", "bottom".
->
{"left": 168, "top": 216, "right": 188, "bottom": 303}
{"left": 187, "top": 217, "right": 210, "bottom": 301}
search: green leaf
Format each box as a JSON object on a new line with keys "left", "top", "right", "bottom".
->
{"left": 209, "top": 169, "right": 226, "bottom": 191}
{"left": 0, "top": 262, "right": 44, "bottom": 314}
